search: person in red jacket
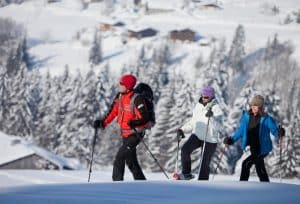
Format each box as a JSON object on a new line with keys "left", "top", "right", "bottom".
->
{"left": 93, "top": 74, "right": 149, "bottom": 181}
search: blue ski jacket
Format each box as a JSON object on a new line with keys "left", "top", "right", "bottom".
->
{"left": 231, "top": 111, "right": 279, "bottom": 155}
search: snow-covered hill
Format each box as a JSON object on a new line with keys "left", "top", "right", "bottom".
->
{"left": 0, "top": 0, "right": 299, "bottom": 182}
{"left": 0, "top": 0, "right": 299, "bottom": 76}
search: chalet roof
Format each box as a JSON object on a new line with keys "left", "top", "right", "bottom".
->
{"left": 0, "top": 132, "right": 82, "bottom": 170}
{"left": 170, "top": 28, "right": 196, "bottom": 34}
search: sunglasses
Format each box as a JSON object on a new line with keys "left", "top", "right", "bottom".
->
{"left": 203, "top": 96, "right": 210, "bottom": 100}
{"left": 119, "top": 82, "right": 124, "bottom": 85}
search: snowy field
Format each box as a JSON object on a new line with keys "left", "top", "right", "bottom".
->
{"left": 0, "top": 170, "right": 300, "bottom": 204}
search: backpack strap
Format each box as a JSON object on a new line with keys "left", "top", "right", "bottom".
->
{"left": 130, "top": 93, "right": 139, "bottom": 116}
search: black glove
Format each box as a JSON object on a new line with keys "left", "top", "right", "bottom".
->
{"left": 177, "top": 129, "right": 185, "bottom": 140}
{"left": 93, "top": 119, "right": 104, "bottom": 129}
{"left": 205, "top": 108, "right": 213, "bottom": 118}
{"left": 278, "top": 125, "right": 285, "bottom": 138}
{"left": 128, "top": 120, "right": 136, "bottom": 129}
{"left": 223, "top": 137, "right": 234, "bottom": 145}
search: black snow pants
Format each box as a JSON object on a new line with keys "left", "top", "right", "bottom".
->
{"left": 181, "top": 134, "right": 217, "bottom": 180}
{"left": 240, "top": 154, "right": 269, "bottom": 182}
{"left": 112, "top": 133, "right": 146, "bottom": 181}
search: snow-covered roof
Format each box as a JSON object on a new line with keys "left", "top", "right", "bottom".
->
{"left": 0, "top": 132, "right": 34, "bottom": 165}
{"left": 146, "top": 0, "right": 178, "bottom": 10}
{"left": 0, "top": 131, "right": 82, "bottom": 170}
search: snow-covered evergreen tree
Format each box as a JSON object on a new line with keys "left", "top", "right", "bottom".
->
{"left": 145, "top": 83, "right": 174, "bottom": 172}
{"left": 35, "top": 71, "right": 55, "bottom": 147}
{"left": 228, "top": 24, "right": 246, "bottom": 74}
{"left": 164, "top": 76, "right": 195, "bottom": 172}
{"left": 0, "top": 65, "right": 9, "bottom": 131}
{"left": 26, "top": 69, "right": 42, "bottom": 139}
{"left": 5, "top": 64, "right": 32, "bottom": 136}
{"left": 89, "top": 29, "right": 102, "bottom": 66}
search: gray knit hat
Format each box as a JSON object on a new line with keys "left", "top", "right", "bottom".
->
{"left": 250, "top": 95, "right": 264, "bottom": 107}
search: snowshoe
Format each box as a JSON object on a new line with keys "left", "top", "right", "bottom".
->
{"left": 172, "top": 173, "right": 195, "bottom": 180}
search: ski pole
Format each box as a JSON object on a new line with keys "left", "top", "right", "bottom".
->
{"left": 133, "top": 128, "right": 170, "bottom": 179}
{"left": 172, "top": 132, "right": 181, "bottom": 179}
{"left": 211, "top": 145, "right": 226, "bottom": 181}
{"left": 197, "top": 113, "right": 211, "bottom": 180}
{"left": 175, "top": 133, "right": 180, "bottom": 174}
{"left": 279, "top": 128, "right": 284, "bottom": 183}
{"left": 88, "top": 128, "right": 98, "bottom": 182}
{"left": 277, "top": 124, "right": 285, "bottom": 182}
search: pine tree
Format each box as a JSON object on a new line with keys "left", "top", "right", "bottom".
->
{"left": 145, "top": 83, "right": 174, "bottom": 172}
{"left": 0, "top": 65, "right": 9, "bottom": 131}
{"left": 96, "top": 63, "right": 116, "bottom": 116}
{"left": 26, "top": 69, "right": 42, "bottom": 138}
{"left": 228, "top": 24, "right": 246, "bottom": 74}
{"left": 89, "top": 29, "right": 102, "bottom": 66}
{"left": 5, "top": 64, "right": 32, "bottom": 136}
{"left": 267, "top": 80, "right": 300, "bottom": 178}
{"left": 6, "top": 44, "right": 23, "bottom": 77}
{"left": 164, "top": 76, "right": 195, "bottom": 172}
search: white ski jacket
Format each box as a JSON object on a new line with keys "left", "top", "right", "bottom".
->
{"left": 180, "top": 98, "right": 223, "bottom": 143}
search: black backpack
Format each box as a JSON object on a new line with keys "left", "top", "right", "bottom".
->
{"left": 133, "top": 83, "right": 156, "bottom": 129}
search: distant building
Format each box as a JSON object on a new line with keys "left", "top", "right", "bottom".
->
{"left": 113, "top": 22, "right": 125, "bottom": 27}
{"left": 99, "top": 21, "right": 125, "bottom": 32}
{"left": 47, "top": 0, "right": 61, "bottom": 3}
{"left": 127, "top": 28, "right": 158, "bottom": 39}
{"left": 169, "top": 29, "right": 196, "bottom": 42}
{"left": 201, "top": 3, "right": 222, "bottom": 10}
{"left": 0, "top": 133, "right": 82, "bottom": 170}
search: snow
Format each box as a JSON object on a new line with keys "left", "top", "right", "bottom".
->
{"left": 0, "top": 132, "right": 33, "bottom": 166}
{"left": 0, "top": 132, "right": 82, "bottom": 170}
{"left": 0, "top": 0, "right": 299, "bottom": 77}
{"left": 0, "top": 170, "right": 300, "bottom": 204}
{"left": 1, "top": 1, "right": 300, "bottom": 203}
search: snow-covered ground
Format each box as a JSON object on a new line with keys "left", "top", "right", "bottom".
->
{"left": 0, "top": 0, "right": 299, "bottom": 77}
{"left": 0, "top": 170, "right": 300, "bottom": 204}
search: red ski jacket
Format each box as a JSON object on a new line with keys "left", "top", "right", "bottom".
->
{"left": 103, "top": 91, "right": 149, "bottom": 138}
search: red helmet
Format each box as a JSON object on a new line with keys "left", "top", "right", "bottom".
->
{"left": 120, "top": 74, "right": 137, "bottom": 90}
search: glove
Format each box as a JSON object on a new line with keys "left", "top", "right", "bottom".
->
{"left": 128, "top": 120, "right": 136, "bottom": 129}
{"left": 278, "top": 125, "right": 285, "bottom": 138}
{"left": 93, "top": 119, "right": 104, "bottom": 129}
{"left": 205, "top": 108, "right": 213, "bottom": 118}
{"left": 177, "top": 129, "right": 185, "bottom": 140}
{"left": 223, "top": 137, "right": 234, "bottom": 145}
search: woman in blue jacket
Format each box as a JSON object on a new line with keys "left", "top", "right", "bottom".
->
{"left": 223, "top": 95, "right": 285, "bottom": 182}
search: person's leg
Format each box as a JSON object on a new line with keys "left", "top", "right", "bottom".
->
{"left": 198, "top": 142, "right": 217, "bottom": 180}
{"left": 124, "top": 134, "right": 146, "bottom": 180}
{"left": 240, "top": 155, "right": 255, "bottom": 181}
{"left": 254, "top": 156, "right": 269, "bottom": 182}
{"left": 181, "top": 134, "right": 202, "bottom": 175}
{"left": 112, "top": 145, "right": 127, "bottom": 181}
{"left": 126, "top": 147, "right": 146, "bottom": 180}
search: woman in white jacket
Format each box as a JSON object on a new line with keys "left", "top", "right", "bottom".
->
{"left": 177, "top": 86, "right": 223, "bottom": 180}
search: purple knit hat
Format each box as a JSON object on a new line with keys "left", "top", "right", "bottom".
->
{"left": 201, "top": 86, "right": 215, "bottom": 98}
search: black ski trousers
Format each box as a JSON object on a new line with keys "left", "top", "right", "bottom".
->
{"left": 181, "top": 134, "right": 217, "bottom": 180}
{"left": 240, "top": 154, "right": 269, "bottom": 182}
{"left": 112, "top": 133, "right": 146, "bottom": 181}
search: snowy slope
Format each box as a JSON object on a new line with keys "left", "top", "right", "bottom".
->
{"left": 0, "top": 170, "right": 300, "bottom": 204}
{"left": 0, "top": 0, "right": 299, "bottom": 77}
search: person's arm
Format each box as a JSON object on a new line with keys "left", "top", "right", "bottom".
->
{"left": 266, "top": 116, "right": 279, "bottom": 143}
{"left": 103, "top": 94, "right": 119, "bottom": 127}
{"left": 231, "top": 112, "right": 247, "bottom": 142}
{"left": 180, "top": 105, "right": 197, "bottom": 133}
